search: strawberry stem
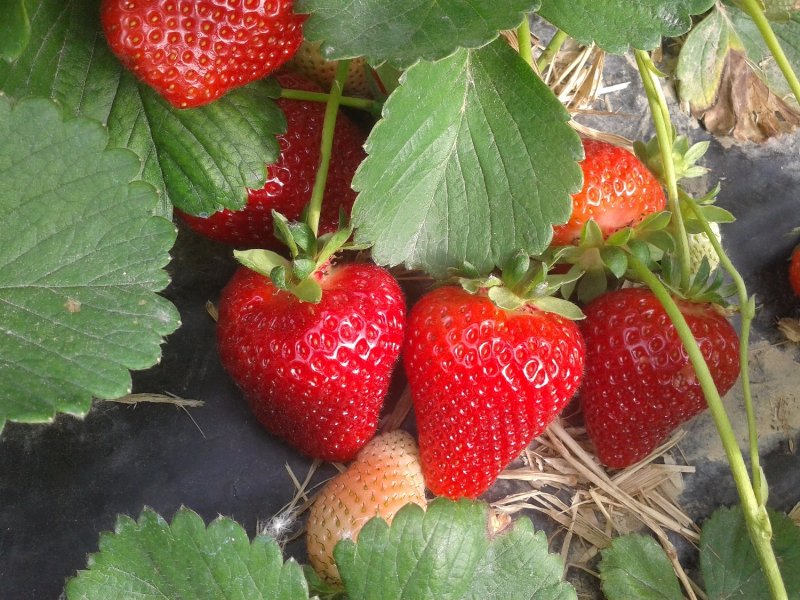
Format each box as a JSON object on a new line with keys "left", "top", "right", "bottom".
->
{"left": 517, "top": 17, "right": 534, "bottom": 68}
{"left": 536, "top": 29, "right": 568, "bottom": 73}
{"left": 634, "top": 50, "right": 692, "bottom": 290}
{"left": 627, "top": 253, "right": 787, "bottom": 600}
{"left": 734, "top": 0, "right": 800, "bottom": 107}
{"left": 279, "top": 87, "right": 378, "bottom": 114}
{"left": 305, "top": 60, "right": 351, "bottom": 238}
{"left": 681, "top": 191, "right": 764, "bottom": 504}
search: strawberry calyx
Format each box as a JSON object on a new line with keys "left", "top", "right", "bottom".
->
{"left": 458, "top": 252, "right": 585, "bottom": 320}
{"left": 634, "top": 133, "right": 710, "bottom": 184}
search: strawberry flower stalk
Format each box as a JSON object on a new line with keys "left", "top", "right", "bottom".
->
{"left": 634, "top": 50, "right": 788, "bottom": 600}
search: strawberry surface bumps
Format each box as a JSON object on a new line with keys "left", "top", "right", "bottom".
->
{"left": 216, "top": 263, "right": 405, "bottom": 462}
{"left": 580, "top": 288, "right": 740, "bottom": 468}
{"left": 404, "top": 286, "right": 585, "bottom": 499}
{"left": 176, "top": 73, "right": 366, "bottom": 248}
{"left": 552, "top": 139, "right": 666, "bottom": 245}
{"left": 101, "top": 0, "right": 304, "bottom": 108}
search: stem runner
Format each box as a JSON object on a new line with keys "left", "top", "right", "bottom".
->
{"left": 305, "top": 60, "right": 351, "bottom": 238}
{"left": 536, "top": 29, "right": 568, "bottom": 73}
{"left": 517, "top": 18, "right": 534, "bottom": 68}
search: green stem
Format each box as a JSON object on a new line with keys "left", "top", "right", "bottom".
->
{"left": 305, "top": 60, "right": 350, "bottom": 238}
{"left": 536, "top": 29, "right": 568, "bottom": 73}
{"left": 681, "top": 192, "right": 763, "bottom": 504}
{"left": 280, "top": 88, "right": 377, "bottom": 113}
{"left": 634, "top": 50, "right": 692, "bottom": 290}
{"left": 627, "top": 254, "right": 786, "bottom": 600}
{"left": 517, "top": 18, "right": 534, "bottom": 68}
{"left": 736, "top": 0, "right": 800, "bottom": 107}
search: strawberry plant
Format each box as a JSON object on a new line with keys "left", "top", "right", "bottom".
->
{"left": 2, "top": 0, "right": 800, "bottom": 599}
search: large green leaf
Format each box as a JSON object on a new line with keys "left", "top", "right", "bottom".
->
{"left": 0, "top": 96, "right": 179, "bottom": 431}
{"left": 66, "top": 508, "right": 310, "bottom": 600}
{"left": 599, "top": 534, "right": 684, "bottom": 600}
{"left": 335, "top": 498, "right": 577, "bottom": 600}
{"left": 0, "top": 0, "right": 30, "bottom": 62}
{"left": 351, "top": 39, "right": 582, "bottom": 278}
{"left": 700, "top": 506, "right": 800, "bottom": 600}
{"left": 537, "top": 0, "right": 716, "bottom": 54}
{"left": 297, "top": 0, "right": 540, "bottom": 69}
{"left": 0, "top": 0, "right": 284, "bottom": 217}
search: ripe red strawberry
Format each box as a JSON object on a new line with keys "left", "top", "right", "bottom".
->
{"left": 404, "top": 286, "right": 585, "bottom": 499}
{"left": 306, "top": 430, "right": 427, "bottom": 582}
{"left": 552, "top": 139, "right": 666, "bottom": 246}
{"left": 580, "top": 288, "right": 740, "bottom": 469}
{"left": 176, "top": 73, "right": 366, "bottom": 248}
{"left": 790, "top": 246, "right": 800, "bottom": 297}
{"left": 216, "top": 262, "right": 405, "bottom": 462}
{"left": 101, "top": 0, "right": 304, "bottom": 108}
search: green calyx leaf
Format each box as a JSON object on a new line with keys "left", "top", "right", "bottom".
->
{"left": 599, "top": 534, "right": 684, "bottom": 600}
{"left": 0, "top": 96, "right": 179, "bottom": 431}
{"left": 334, "top": 498, "right": 577, "bottom": 600}
{"left": 234, "top": 249, "right": 323, "bottom": 304}
{"left": 633, "top": 135, "right": 710, "bottom": 183}
{"left": 65, "top": 508, "right": 310, "bottom": 600}
{"left": 273, "top": 211, "right": 318, "bottom": 258}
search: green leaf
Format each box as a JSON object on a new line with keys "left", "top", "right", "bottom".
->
{"left": 335, "top": 498, "right": 577, "bottom": 600}
{"left": 0, "top": 0, "right": 284, "bottom": 217}
{"left": 297, "top": 0, "right": 541, "bottom": 69}
{"left": 66, "top": 508, "right": 310, "bottom": 600}
{"left": 700, "top": 506, "right": 800, "bottom": 600}
{"left": 0, "top": 97, "right": 179, "bottom": 431}
{"left": 599, "top": 534, "right": 684, "bottom": 600}
{"left": 677, "top": 8, "right": 743, "bottom": 110}
{"left": 762, "top": 0, "right": 800, "bottom": 22}
{"left": 352, "top": 40, "right": 582, "bottom": 278}
{"left": 537, "top": 0, "right": 715, "bottom": 54}
{"left": 0, "top": 0, "right": 30, "bottom": 61}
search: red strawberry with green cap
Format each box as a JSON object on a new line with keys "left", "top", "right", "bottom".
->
{"left": 216, "top": 253, "right": 406, "bottom": 462}
{"left": 101, "top": 0, "right": 305, "bottom": 108}
{"left": 579, "top": 287, "right": 740, "bottom": 469}
{"left": 404, "top": 259, "right": 585, "bottom": 499}
{"left": 176, "top": 73, "right": 366, "bottom": 248}
{"left": 552, "top": 139, "right": 666, "bottom": 246}
{"left": 790, "top": 245, "right": 800, "bottom": 297}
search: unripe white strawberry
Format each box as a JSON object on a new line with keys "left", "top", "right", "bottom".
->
{"left": 306, "top": 430, "right": 427, "bottom": 582}
{"left": 286, "top": 41, "right": 373, "bottom": 97}
{"left": 688, "top": 222, "right": 722, "bottom": 275}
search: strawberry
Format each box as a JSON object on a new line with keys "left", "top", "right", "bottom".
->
{"left": 306, "top": 430, "right": 427, "bottom": 582}
{"left": 286, "top": 41, "right": 374, "bottom": 98}
{"left": 100, "top": 0, "right": 304, "bottom": 108}
{"left": 552, "top": 139, "right": 666, "bottom": 246}
{"left": 790, "top": 246, "right": 800, "bottom": 297}
{"left": 176, "top": 73, "right": 366, "bottom": 248}
{"left": 404, "top": 285, "right": 585, "bottom": 499}
{"left": 579, "top": 287, "right": 740, "bottom": 469}
{"left": 216, "top": 262, "right": 405, "bottom": 462}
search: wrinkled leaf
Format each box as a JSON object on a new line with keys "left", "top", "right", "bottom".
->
{"left": 66, "top": 508, "right": 310, "bottom": 600}
{"left": 761, "top": 0, "right": 800, "bottom": 22}
{"left": 335, "top": 498, "right": 577, "bottom": 600}
{"left": 700, "top": 506, "right": 800, "bottom": 599}
{"left": 537, "top": 0, "right": 715, "bottom": 54}
{"left": 0, "top": 0, "right": 30, "bottom": 61}
{"left": 599, "top": 534, "right": 683, "bottom": 600}
{"left": 352, "top": 40, "right": 582, "bottom": 278}
{"left": 0, "top": 97, "right": 179, "bottom": 431}
{"left": 0, "top": 0, "right": 284, "bottom": 217}
{"left": 297, "top": 0, "right": 540, "bottom": 68}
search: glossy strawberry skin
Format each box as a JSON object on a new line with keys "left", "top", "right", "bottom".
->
{"left": 216, "top": 263, "right": 406, "bottom": 462}
{"left": 580, "top": 288, "right": 740, "bottom": 469}
{"left": 404, "top": 286, "right": 585, "bottom": 499}
{"left": 552, "top": 139, "right": 666, "bottom": 246}
{"left": 101, "top": 0, "right": 304, "bottom": 108}
{"left": 790, "top": 247, "right": 800, "bottom": 297}
{"left": 176, "top": 73, "right": 366, "bottom": 248}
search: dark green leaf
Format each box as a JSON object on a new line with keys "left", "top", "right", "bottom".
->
{"left": 599, "top": 534, "right": 683, "bottom": 600}
{"left": 335, "top": 498, "right": 577, "bottom": 600}
{"left": 297, "top": 0, "right": 541, "bottom": 68}
{"left": 537, "top": 0, "right": 715, "bottom": 54}
{"left": 0, "top": 0, "right": 284, "bottom": 217}
{"left": 352, "top": 40, "right": 582, "bottom": 278}
{"left": 0, "top": 0, "right": 30, "bottom": 61}
{"left": 0, "top": 97, "right": 178, "bottom": 431}
{"left": 700, "top": 506, "right": 800, "bottom": 600}
{"left": 66, "top": 508, "right": 310, "bottom": 600}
